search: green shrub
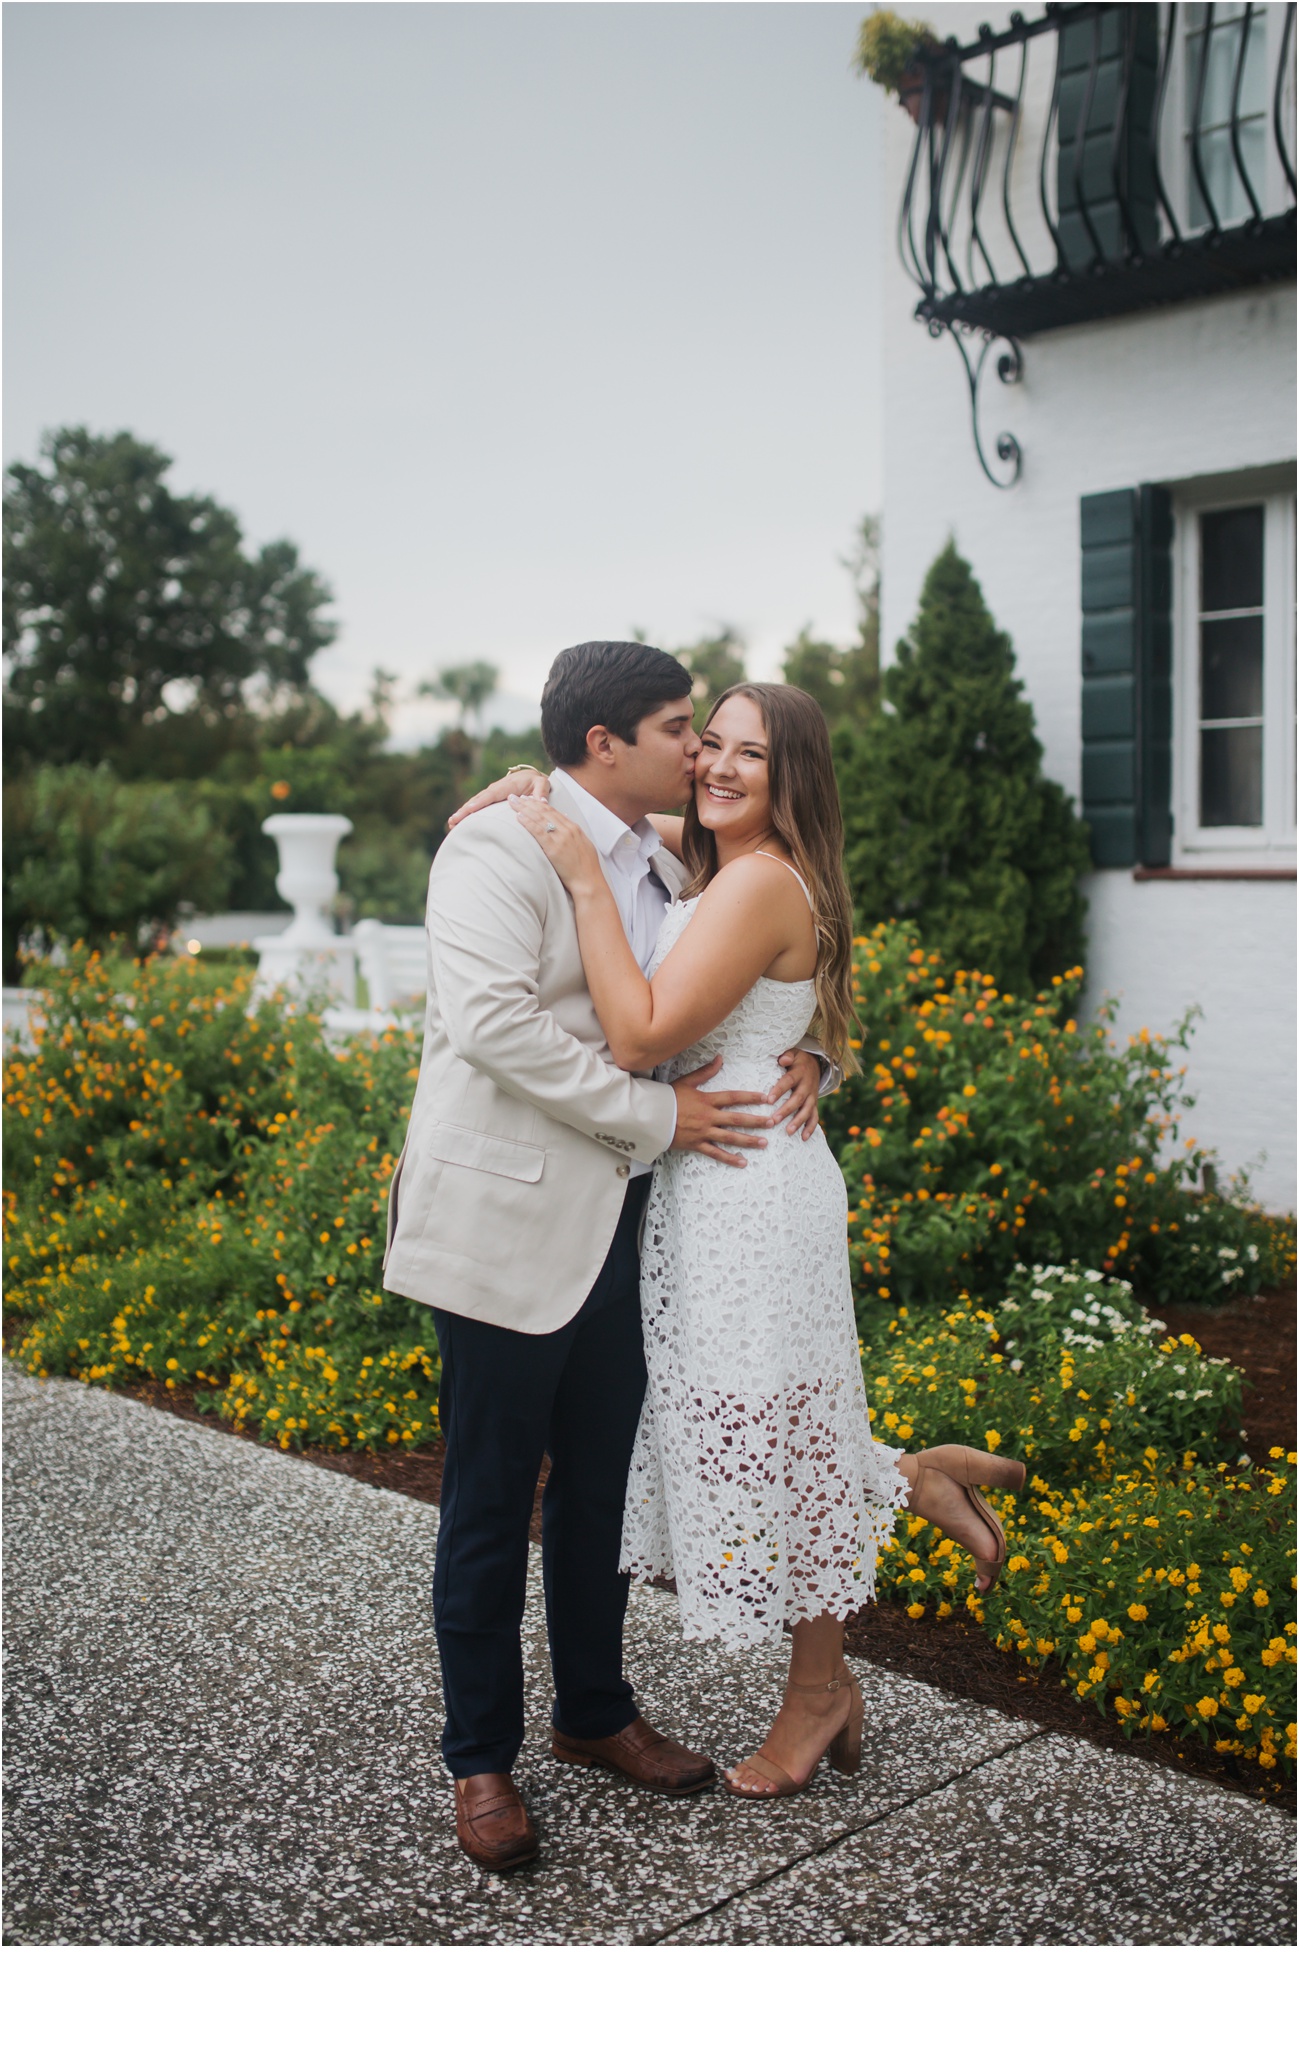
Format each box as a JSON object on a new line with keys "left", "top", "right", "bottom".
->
{"left": 836, "top": 543, "right": 1091, "bottom": 995}
{"left": 881, "top": 1452, "right": 1295, "bottom": 1772}
{"left": 823, "top": 922, "right": 1292, "bottom": 1320}
{"left": 2, "top": 764, "right": 234, "bottom": 978}
{"left": 866, "top": 1269, "right": 1295, "bottom": 1772}
{"left": 864, "top": 1267, "right": 1243, "bottom": 1487}
{"left": 3, "top": 945, "right": 438, "bottom": 1450}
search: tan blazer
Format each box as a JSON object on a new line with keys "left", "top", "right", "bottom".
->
{"left": 383, "top": 777, "right": 683, "bottom": 1334}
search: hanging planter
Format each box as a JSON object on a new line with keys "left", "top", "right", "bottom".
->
{"left": 853, "top": 10, "right": 944, "bottom": 125}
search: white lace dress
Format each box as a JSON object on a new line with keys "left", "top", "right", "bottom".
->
{"left": 620, "top": 893, "right": 909, "bottom": 1647}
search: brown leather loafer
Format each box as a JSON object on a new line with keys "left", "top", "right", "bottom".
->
{"left": 453, "top": 1773, "right": 540, "bottom": 1871}
{"left": 552, "top": 1714, "right": 715, "bottom": 1794}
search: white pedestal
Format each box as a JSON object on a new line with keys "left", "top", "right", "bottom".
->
{"left": 251, "top": 814, "right": 356, "bottom": 1007}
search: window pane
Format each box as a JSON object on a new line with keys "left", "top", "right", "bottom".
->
{"left": 1240, "top": 15, "right": 1269, "bottom": 117}
{"left": 1186, "top": 15, "right": 1269, "bottom": 225}
{"left": 1201, "top": 724, "right": 1265, "bottom": 828}
{"left": 1200, "top": 504, "right": 1264, "bottom": 611}
{"left": 1201, "top": 723, "right": 1263, "bottom": 827}
{"left": 1201, "top": 614, "right": 1264, "bottom": 720}
{"left": 1200, "top": 22, "right": 1242, "bottom": 129}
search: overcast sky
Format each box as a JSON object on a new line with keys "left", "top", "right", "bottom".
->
{"left": 4, "top": 0, "right": 883, "bottom": 744}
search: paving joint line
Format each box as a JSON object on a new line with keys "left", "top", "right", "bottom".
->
{"left": 637, "top": 1726, "right": 1047, "bottom": 1945}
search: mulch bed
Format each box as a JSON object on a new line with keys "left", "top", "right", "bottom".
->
{"left": 113, "top": 1282, "right": 1294, "bottom": 1814}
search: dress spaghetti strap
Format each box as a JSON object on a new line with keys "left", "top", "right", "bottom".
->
{"left": 752, "top": 849, "right": 815, "bottom": 913}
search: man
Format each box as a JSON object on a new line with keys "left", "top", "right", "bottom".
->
{"left": 384, "top": 641, "right": 830, "bottom": 1871}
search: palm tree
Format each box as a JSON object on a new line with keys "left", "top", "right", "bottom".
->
{"left": 418, "top": 660, "right": 499, "bottom": 737}
{"left": 418, "top": 660, "right": 499, "bottom": 774}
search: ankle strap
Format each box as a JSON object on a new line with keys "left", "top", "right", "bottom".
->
{"left": 785, "top": 1669, "right": 852, "bottom": 1694}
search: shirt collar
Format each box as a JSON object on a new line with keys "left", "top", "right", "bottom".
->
{"left": 551, "top": 769, "right": 662, "bottom": 869}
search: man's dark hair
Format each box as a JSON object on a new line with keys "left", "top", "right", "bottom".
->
{"left": 540, "top": 641, "right": 695, "bottom": 768}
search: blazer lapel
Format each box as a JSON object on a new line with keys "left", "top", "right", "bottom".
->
{"left": 649, "top": 847, "right": 686, "bottom": 902}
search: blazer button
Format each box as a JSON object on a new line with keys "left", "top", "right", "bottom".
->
{"left": 616, "top": 1162, "right": 630, "bottom": 1178}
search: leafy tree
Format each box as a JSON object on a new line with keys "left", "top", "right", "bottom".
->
{"left": 3, "top": 764, "right": 234, "bottom": 977}
{"left": 3, "top": 428, "right": 335, "bottom": 771}
{"left": 417, "top": 658, "right": 500, "bottom": 777}
{"left": 673, "top": 627, "right": 748, "bottom": 719}
{"left": 836, "top": 541, "right": 1090, "bottom": 993}
{"left": 419, "top": 660, "right": 499, "bottom": 733}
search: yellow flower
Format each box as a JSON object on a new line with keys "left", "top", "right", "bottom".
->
{"left": 1065, "top": 1606, "right": 1083, "bottom": 1623}
{"left": 907, "top": 1602, "right": 925, "bottom": 1619}
{"left": 1253, "top": 1589, "right": 1269, "bottom": 1607}
{"left": 1128, "top": 1603, "right": 1148, "bottom": 1622}
{"left": 985, "top": 1429, "right": 1002, "bottom": 1451}
{"left": 1243, "top": 1694, "right": 1265, "bottom": 1715}
{"left": 1223, "top": 1667, "right": 1246, "bottom": 1688}
{"left": 1195, "top": 1698, "right": 1219, "bottom": 1719}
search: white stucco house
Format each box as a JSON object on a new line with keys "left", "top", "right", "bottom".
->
{"left": 873, "top": 0, "right": 1296, "bottom": 1210}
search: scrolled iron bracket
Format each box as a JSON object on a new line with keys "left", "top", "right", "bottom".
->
{"left": 923, "top": 314, "right": 1024, "bottom": 488}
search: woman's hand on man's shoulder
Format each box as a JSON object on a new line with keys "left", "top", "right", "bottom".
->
{"left": 447, "top": 766, "right": 550, "bottom": 829}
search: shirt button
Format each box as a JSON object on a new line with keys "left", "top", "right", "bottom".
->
{"left": 616, "top": 1162, "right": 630, "bottom": 1178}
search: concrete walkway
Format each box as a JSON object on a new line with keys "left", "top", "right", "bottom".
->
{"left": 4, "top": 1367, "right": 1294, "bottom": 1946}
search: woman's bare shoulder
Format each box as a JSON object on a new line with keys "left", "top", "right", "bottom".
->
{"left": 700, "top": 851, "right": 806, "bottom": 903}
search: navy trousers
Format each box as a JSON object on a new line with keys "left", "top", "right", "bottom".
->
{"left": 431, "top": 1178, "right": 650, "bottom": 1777}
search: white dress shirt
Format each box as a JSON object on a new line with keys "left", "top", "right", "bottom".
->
{"left": 550, "top": 769, "right": 675, "bottom": 1173}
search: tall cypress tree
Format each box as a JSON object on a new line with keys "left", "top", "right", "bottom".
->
{"left": 836, "top": 542, "right": 1090, "bottom": 993}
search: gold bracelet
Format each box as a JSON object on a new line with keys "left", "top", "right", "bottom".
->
{"left": 504, "top": 762, "right": 546, "bottom": 777}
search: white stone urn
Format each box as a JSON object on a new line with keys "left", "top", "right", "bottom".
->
{"left": 252, "top": 813, "right": 356, "bottom": 1005}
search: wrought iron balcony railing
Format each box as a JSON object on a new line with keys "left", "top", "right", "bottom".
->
{"left": 899, "top": 3, "right": 1297, "bottom": 483}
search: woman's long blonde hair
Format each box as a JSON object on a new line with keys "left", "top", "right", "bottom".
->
{"left": 681, "top": 682, "right": 860, "bottom": 1076}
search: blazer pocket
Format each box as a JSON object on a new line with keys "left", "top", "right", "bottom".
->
{"left": 423, "top": 1121, "right": 546, "bottom": 1183}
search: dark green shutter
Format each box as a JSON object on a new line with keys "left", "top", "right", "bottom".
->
{"left": 1057, "top": 6, "right": 1160, "bottom": 272}
{"left": 1080, "top": 484, "right": 1172, "bottom": 868}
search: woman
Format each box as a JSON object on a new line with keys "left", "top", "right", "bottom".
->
{"left": 504, "top": 684, "right": 1025, "bottom": 1797}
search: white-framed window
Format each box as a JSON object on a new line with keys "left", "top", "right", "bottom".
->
{"left": 1160, "top": 2, "right": 1296, "bottom": 232}
{"left": 1184, "top": 3, "right": 1270, "bottom": 228}
{"left": 1172, "top": 475, "right": 1295, "bottom": 863}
